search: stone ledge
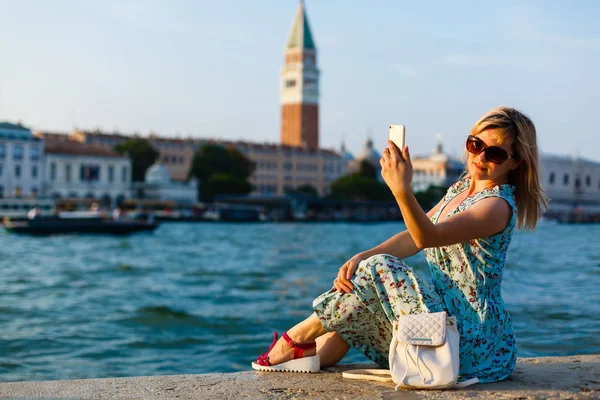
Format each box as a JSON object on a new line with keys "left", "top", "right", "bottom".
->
{"left": 0, "top": 355, "right": 598, "bottom": 399}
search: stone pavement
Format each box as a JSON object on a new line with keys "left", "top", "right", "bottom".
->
{"left": 0, "top": 355, "right": 598, "bottom": 399}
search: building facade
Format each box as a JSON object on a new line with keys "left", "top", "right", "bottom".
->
{"left": 65, "top": 129, "right": 197, "bottom": 182}
{"left": 411, "top": 136, "right": 465, "bottom": 192}
{"left": 280, "top": 1, "right": 320, "bottom": 150}
{"left": 30, "top": 3, "right": 341, "bottom": 199}
{"left": 234, "top": 142, "right": 341, "bottom": 196}
{"left": 44, "top": 140, "right": 131, "bottom": 206}
{"left": 540, "top": 154, "right": 600, "bottom": 210}
{"left": 0, "top": 122, "right": 45, "bottom": 198}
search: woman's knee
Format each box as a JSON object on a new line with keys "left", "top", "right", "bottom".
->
{"left": 363, "top": 254, "right": 408, "bottom": 274}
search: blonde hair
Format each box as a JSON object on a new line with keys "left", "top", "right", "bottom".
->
{"left": 468, "top": 106, "right": 549, "bottom": 230}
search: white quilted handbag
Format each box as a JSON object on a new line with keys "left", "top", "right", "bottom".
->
{"left": 389, "top": 311, "right": 476, "bottom": 390}
{"left": 342, "top": 312, "right": 478, "bottom": 390}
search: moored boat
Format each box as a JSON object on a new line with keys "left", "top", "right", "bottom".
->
{"left": 3, "top": 216, "right": 159, "bottom": 235}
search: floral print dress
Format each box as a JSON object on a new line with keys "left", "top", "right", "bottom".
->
{"left": 312, "top": 178, "right": 517, "bottom": 383}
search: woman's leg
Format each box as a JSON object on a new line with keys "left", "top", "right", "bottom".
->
{"left": 262, "top": 313, "right": 326, "bottom": 365}
{"left": 316, "top": 332, "right": 350, "bottom": 368}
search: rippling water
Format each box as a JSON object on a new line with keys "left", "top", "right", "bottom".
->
{"left": 1, "top": 221, "right": 599, "bottom": 382}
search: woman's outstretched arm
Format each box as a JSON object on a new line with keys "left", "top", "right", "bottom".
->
{"left": 381, "top": 141, "right": 511, "bottom": 249}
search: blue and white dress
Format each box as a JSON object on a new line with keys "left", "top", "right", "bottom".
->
{"left": 313, "top": 178, "right": 517, "bottom": 382}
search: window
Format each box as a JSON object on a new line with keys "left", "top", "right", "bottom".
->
{"left": 32, "top": 166, "right": 38, "bottom": 178}
{"left": 163, "top": 155, "right": 169, "bottom": 163}
{"left": 586, "top": 175, "right": 591, "bottom": 187}
{"left": 50, "top": 163, "right": 56, "bottom": 180}
{"left": 66, "top": 164, "right": 72, "bottom": 182}
{"left": 31, "top": 187, "right": 38, "bottom": 197}
{"left": 0, "top": 185, "right": 3, "bottom": 198}
{"left": 285, "top": 79, "right": 296, "bottom": 88}
{"left": 171, "top": 155, "right": 177, "bottom": 164}
{"left": 179, "top": 156, "right": 183, "bottom": 164}
{"left": 0, "top": 164, "right": 2, "bottom": 177}
{"left": 122, "top": 166, "right": 128, "bottom": 182}
{"left": 80, "top": 165, "right": 100, "bottom": 182}
{"left": 304, "top": 79, "right": 316, "bottom": 89}
{"left": 15, "top": 165, "right": 21, "bottom": 178}
{"left": 30, "top": 147, "right": 40, "bottom": 160}
{"left": 13, "top": 145, "right": 23, "bottom": 160}
{"left": 0, "top": 144, "right": 5, "bottom": 159}
{"left": 108, "top": 166, "right": 114, "bottom": 183}
{"left": 563, "top": 173, "right": 569, "bottom": 185}
{"left": 549, "top": 172, "right": 555, "bottom": 185}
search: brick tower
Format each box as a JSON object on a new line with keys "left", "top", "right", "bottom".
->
{"left": 280, "top": 1, "right": 320, "bottom": 150}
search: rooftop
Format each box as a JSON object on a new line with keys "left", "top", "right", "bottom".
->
{"left": 286, "top": 1, "right": 316, "bottom": 50}
{"left": 0, "top": 122, "right": 30, "bottom": 131}
{"left": 45, "top": 140, "right": 124, "bottom": 158}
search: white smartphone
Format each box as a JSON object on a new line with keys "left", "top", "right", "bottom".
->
{"left": 388, "top": 125, "right": 405, "bottom": 151}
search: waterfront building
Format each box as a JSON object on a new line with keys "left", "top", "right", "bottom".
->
{"left": 44, "top": 140, "right": 131, "bottom": 207}
{"left": 33, "top": 3, "right": 342, "bottom": 198}
{"left": 0, "top": 122, "right": 45, "bottom": 199}
{"left": 411, "top": 135, "right": 464, "bottom": 192}
{"left": 540, "top": 154, "right": 600, "bottom": 211}
{"left": 232, "top": 141, "right": 341, "bottom": 196}
{"left": 70, "top": 129, "right": 127, "bottom": 151}
{"left": 41, "top": 129, "right": 196, "bottom": 183}
{"left": 148, "top": 136, "right": 198, "bottom": 182}
{"left": 41, "top": 129, "right": 344, "bottom": 197}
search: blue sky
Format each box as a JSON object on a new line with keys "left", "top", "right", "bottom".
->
{"left": 1, "top": 1, "right": 599, "bottom": 161}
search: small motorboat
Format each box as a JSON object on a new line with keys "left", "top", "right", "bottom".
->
{"left": 3, "top": 216, "right": 159, "bottom": 235}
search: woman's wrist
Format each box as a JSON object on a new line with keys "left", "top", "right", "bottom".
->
{"left": 394, "top": 187, "right": 413, "bottom": 202}
{"left": 355, "top": 250, "right": 373, "bottom": 260}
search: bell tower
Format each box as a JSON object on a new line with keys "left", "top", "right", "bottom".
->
{"left": 280, "top": 1, "right": 320, "bottom": 150}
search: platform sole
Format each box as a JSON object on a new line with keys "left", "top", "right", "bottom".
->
{"left": 251, "top": 355, "right": 320, "bottom": 373}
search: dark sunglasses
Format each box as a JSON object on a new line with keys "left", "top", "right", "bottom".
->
{"left": 466, "top": 135, "right": 516, "bottom": 164}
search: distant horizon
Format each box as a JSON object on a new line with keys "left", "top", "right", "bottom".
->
{"left": 1, "top": 1, "right": 599, "bottom": 161}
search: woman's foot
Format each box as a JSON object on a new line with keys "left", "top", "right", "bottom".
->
{"left": 251, "top": 332, "right": 320, "bottom": 373}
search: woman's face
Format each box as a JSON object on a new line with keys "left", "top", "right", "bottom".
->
{"left": 467, "top": 128, "right": 519, "bottom": 183}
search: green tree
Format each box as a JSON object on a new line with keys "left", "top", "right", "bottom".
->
{"left": 114, "top": 138, "right": 159, "bottom": 182}
{"left": 226, "top": 145, "right": 255, "bottom": 179}
{"left": 358, "top": 160, "right": 378, "bottom": 180}
{"left": 208, "top": 174, "right": 254, "bottom": 199}
{"left": 189, "top": 144, "right": 231, "bottom": 182}
{"left": 189, "top": 144, "right": 255, "bottom": 201}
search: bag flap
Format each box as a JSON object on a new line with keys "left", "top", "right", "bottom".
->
{"left": 394, "top": 311, "right": 447, "bottom": 346}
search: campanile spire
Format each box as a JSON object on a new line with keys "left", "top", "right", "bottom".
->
{"left": 280, "top": 1, "right": 320, "bottom": 150}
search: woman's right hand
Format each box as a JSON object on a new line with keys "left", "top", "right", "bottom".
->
{"left": 333, "top": 254, "right": 367, "bottom": 293}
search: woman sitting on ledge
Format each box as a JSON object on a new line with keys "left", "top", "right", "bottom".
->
{"left": 252, "top": 106, "right": 548, "bottom": 383}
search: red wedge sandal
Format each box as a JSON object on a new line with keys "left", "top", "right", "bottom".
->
{"left": 251, "top": 331, "right": 320, "bottom": 373}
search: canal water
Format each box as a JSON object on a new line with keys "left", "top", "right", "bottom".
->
{"left": 1, "top": 221, "right": 598, "bottom": 382}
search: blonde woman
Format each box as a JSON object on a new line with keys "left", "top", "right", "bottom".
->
{"left": 252, "top": 107, "right": 548, "bottom": 384}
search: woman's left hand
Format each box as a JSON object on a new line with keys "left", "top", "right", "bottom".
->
{"left": 380, "top": 141, "right": 413, "bottom": 198}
